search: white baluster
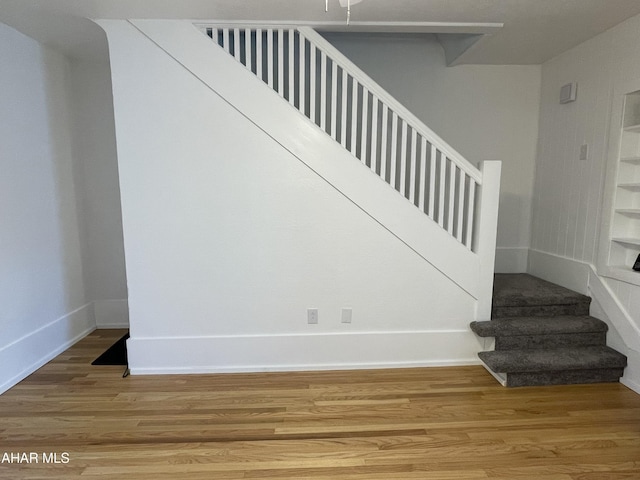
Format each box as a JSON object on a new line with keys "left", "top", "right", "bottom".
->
{"left": 331, "top": 60, "right": 338, "bottom": 139}
{"left": 457, "top": 171, "right": 466, "bottom": 241}
{"left": 233, "top": 28, "right": 241, "bottom": 61}
{"left": 299, "top": 33, "right": 305, "bottom": 114}
{"left": 380, "top": 105, "right": 388, "bottom": 182}
{"left": 277, "top": 29, "right": 284, "bottom": 97}
{"left": 211, "top": 28, "right": 218, "bottom": 45}
{"left": 429, "top": 143, "right": 436, "bottom": 218}
{"left": 223, "top": 28, "right": 231, "bottom": 54}
{"left": 409, "top": 128, "right": 417, "bottom": 203}
{"left": 350, "top": 78, "right": 358, "bottom": 154}
{"left": 360, "top": 88, "right": 369, "bottom": 163}
{"left": 418, "top": 137, "right": 427, "bottom": 212}
{"left": 466, "top": 180, "right": 476, "bottom": 248}
{"left": 438, "top": 151, "right": 446, "bottom": 227}
{"left": 288, "top": 30, "right": 295, "bottom": 105}
{"left": 370, "top": 98, "right": 378, "bottom": 174}
{"left": 390, "top": 112, "right": 398, "bottom": 190}
{"left": 310, "top": 44, "right": 316, "bottom": 124}
{"left": 400, "top": 121, "right": 408, "bottom": 197}
{"left": 267, "top": 29, "right": 274, "bottom": 89}
{"left": 340, "top": 69, "right": 348, "bottom": 147}
{"left": 245, "top": 29, "right": 252, "bottom": 72}
{"left": 447, "top": 161, "right": 456, "bottom": 234}
{"left": 320, "top": 50, "right": 327, "bottom": 131}
{"left": 256, "top": 29, "right": 263, "bottom": 81}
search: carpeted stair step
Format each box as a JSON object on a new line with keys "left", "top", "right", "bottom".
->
{"left": 492, "top": 274, "right": 591, "bottom": 318}
{"left": 470, "top": 316, "right": 608, "bottom": 350}
{"left": 478, "top": 346, "right": 627, "bottom": 387}
{"left": 471, "top": 273, "right": 627, "bottom": 387}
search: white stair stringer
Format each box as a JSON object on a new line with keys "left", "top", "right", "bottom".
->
{"left": 129, "top": 19, "right": 487, "bottom": 301}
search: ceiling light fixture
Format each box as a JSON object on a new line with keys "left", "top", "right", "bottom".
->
{"left": 326, "top": 0, "right": 365, "bottom": 25}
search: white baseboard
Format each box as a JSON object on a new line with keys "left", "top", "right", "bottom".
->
{"left": 94, "top": 299, "right": 129, "bottom": 328}
{"left": 127, "top": 330, "right": 481, "bottom": 375}
{"left": 621, "top": 349, "right": 640, "bottom": 395}
{"left": 495, "top": 247, "right": 529, "bottom": 273}
{"left": 0, "top": 304, "right": 96, "bottom": 395}
{"left": 527, "top": 249, "right": 590, "bottom": 295}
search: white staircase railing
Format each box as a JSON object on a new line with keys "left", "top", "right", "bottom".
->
{"left": 198, "top": 25, "right": 487, "bottom": 253}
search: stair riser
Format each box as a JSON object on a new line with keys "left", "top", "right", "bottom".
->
{"left": 493, "top": 303, "right": 590, "bottom": 319}
{"left": 495, "top": 332, "right": 606, "bottom": 350}
{"left": 506, "top": 368, "right": 624, "bottom": 387}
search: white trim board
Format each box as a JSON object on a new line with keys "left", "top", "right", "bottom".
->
{"left": 588, "top": 271, "right": 640, "bottom": 394}
{"left": 193, "top": 21, "right": 503, "bottom": 35}
{"left": 528, "top": 249, "right": 590, "bottom": 295}
{"left": 0, "top": 304, "right": 96, "bottom": 395}
{"left": 127, "top": 330, "right": 482, "bottom": 375}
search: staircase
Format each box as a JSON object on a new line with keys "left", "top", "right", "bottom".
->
{"left": 471, "top": 274, "right": 627, "bottom": 387}
{"left": 193, "top": 23, "right": 502, "bottom": 319}
{"left": 103, "top": 20, "right": 506, "bottom": 370}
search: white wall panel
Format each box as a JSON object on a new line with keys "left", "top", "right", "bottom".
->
{"left": 0, "top": 22, "right": 92, "bottom": 392}
{"left": 532, "top": 14, "right": 640, "bottom": 266}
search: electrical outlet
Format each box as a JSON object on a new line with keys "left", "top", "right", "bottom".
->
{"left": 307, "top": 308, "right": 318, "bottom": 324}
{"left": 341, "top": 308, "right": 352, "bottom": 324}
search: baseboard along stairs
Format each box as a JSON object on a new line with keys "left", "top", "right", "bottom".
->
{"left": 471, "top": 274, "right": 627, "bottom": 387}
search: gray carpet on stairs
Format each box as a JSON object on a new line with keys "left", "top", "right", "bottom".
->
{"left": 492, "top": 274, "right": 591, "bottom": 318}
{"left": 492, "top": 274, "right": 591, "bottom": 307}
{"left": 479, "top": 346, "right": 627, "bottom": 372}
{"left": 472, "top": 274, "right": 627, "bottom": 387}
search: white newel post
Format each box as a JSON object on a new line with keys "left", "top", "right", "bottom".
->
{"left": 475, "top": 161, "right": 502, "bottom": 321}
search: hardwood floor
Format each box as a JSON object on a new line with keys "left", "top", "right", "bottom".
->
{"left": 1, "top": 329, "right": 639, "bottom": 479}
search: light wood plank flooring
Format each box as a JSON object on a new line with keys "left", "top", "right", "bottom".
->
{"left": 1, "top": 329, "right": 639, "bottom": 479}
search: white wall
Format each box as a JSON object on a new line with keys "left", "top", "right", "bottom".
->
{"left": 102, "top": 20, "right": 483, "bottom": 374}
{"left": 531, "top": 12, "right": 640, "bottom": 323}
{"left": 0, "top": 23, "right": 94, "bottom": 393}
{"left": 322, "top": 33, "right": 542, "bottom": 273}
{"left": 68, "top": 59, "right": 128, "bottom": 327}
{"left": 530, "top": 13, "right": 640, "bottom": 392}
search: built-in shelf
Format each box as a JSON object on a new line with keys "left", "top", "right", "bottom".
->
{"left": 618, "top": 182, "right": 640, "bottom": 190}
{"left": 604, "top": 89, "right": 640, "bottom": 286}
{"left": 612, "top": 237, "right": 640, "bottom": 247}
{"left": 616, "top": 209, "right": 640, "bottom": 216}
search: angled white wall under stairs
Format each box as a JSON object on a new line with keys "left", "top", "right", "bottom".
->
{"left": 99, "top": 20, "right": 498, "bottom": 374}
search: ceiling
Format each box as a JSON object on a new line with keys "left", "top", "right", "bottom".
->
{"left": 1, "top": 0, "right": 640, "bottom": 65}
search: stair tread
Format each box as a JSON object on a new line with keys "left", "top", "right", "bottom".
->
{"left": 471, "top": 316, "right": 607, "bottom": 337}
{"left": 506, "top": 369, "right": 624, "bottom": 387}
{"left": 493, "top": 274, "right": 590, "bottom": 307}
{"left": 478, "top": 346, "right": 627, "bottom": 373}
